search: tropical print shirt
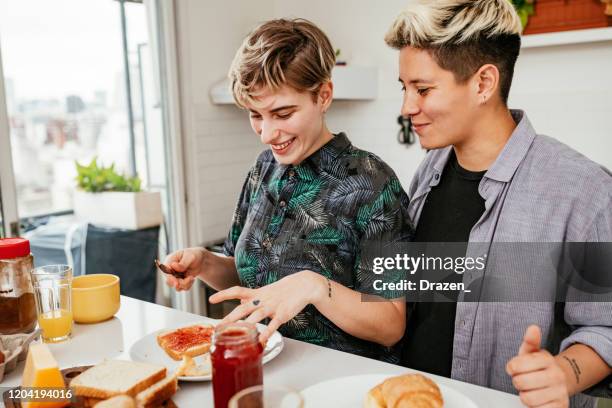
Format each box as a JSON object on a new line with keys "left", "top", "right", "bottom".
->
{"left": 223, "top": 133, "right": 413, "bottom": 363}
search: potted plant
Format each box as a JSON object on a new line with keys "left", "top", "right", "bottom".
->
{"left": 516, "top": 0, "right": 612, "bottom": 35}
{"left": 335, "top": 49, "right": 347, "bottom": 66}
{"left": 73, "top": 158, "right": 163, "bottom": 230}
{"left": 510, "top": 0, "right": 536, "bottom": 31}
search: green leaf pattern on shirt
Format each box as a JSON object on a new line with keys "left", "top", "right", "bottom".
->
{"left": 223, "top": 133, "right": 413, "bottom": 363}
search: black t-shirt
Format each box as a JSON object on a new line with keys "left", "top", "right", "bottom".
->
{"left": 401, "top": 150, "right": 486, "bottom": 377}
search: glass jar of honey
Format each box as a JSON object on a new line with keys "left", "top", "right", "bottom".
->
{"left": 0, "top": 238, "right": 37, "bottom": 334}
{"left": 211, "top": 322, "right": 264, "bottom": 408}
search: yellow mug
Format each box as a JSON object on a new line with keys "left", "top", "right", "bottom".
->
{"left": 72, "top": 274, "right": 120, "bottom": 323}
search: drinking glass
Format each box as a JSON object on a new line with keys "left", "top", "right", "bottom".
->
{"left": 229, "top": 385, "right": 303, "bottom": 408}
{"left": 30, "top": 265, "right": 73, "bottom": 342}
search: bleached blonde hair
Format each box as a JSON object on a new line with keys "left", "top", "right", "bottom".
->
{"left": 229, "top": 18, "right": 336, "bottom": 109}
{"left": 385, "top": 0, "right": 522, "bottom": 104}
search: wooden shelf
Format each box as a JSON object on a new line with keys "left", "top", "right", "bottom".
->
{"left": 210, "top": 66, "right": 378, "bottom": 105}
{"left": 521, "top": 27, "right": 612, "bottom": 48}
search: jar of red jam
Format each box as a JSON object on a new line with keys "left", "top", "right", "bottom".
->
{"left": 211, "top": 322, "right": 264, "bottom": 408}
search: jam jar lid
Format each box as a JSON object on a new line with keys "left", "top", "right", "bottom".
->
{"left": 0, "top": 238, "right": 31, "bottom": 260}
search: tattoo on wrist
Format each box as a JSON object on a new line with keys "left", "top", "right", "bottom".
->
{"left": 562, "top": 355, "right": 581, "bottom": 384}
{"left": 326, "top": 277, "right": 332, "bottom": 299}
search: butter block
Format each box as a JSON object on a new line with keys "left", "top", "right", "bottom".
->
{"left": 21, "top": 343, "right": 69, "bottom": 408}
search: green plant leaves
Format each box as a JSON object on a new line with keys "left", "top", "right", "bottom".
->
{"left": 509, "top": 0, "right": 536, "bottom": 30}
{"left": 75, "top": 157, "right": 142, "bottom": 193}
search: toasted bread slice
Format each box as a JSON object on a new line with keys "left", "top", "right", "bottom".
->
{"left": 156, "top": 324, "right": 213, "bottom": 361}
{"left": 71, "top": 360, "right": 166, "bottom": 399}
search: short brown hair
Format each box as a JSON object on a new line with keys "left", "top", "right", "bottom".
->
{"left": 229, "top": 18, "right": 336, "bottom": 108}
{"left": 385, "top": 0, "right": 522, "bottom": 105}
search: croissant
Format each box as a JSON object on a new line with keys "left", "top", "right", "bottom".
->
{"left": 364, "top": 373, "right": 443, "bottom": 408}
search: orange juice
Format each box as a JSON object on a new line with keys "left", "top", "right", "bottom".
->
{"left": 38, "top": 309, "right": 72, "bottom": 342}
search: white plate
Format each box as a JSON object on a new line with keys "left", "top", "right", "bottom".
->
{"left": 128, "top": 319, "right": 284, "bottom": 382}
{"left": 301, "top": 374, "right": 478, "bottom": 408}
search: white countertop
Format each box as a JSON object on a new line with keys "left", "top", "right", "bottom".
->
{"left": 2, "top": 296, "right": 523, "bottom": 407}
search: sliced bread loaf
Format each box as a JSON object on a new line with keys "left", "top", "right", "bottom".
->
{"left": 135, "top": 375, "right": 178, "bottom": 407}
{"left": 71, "top": 360, "right": 166, "bottom": 399}
{"left": 95, "top": 395, "right": 136, "bottom": 408}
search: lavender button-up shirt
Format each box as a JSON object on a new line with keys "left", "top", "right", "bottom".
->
{"left": 406, "top": 110, "right": 612, "bottom": 407}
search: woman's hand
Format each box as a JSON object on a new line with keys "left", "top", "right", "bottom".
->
{"left": 209, "top": 270, "right": 325, "bottom": 344}
{"left": 163, "top": 247, "right": 207, "bottom": 291}
{"left": 506, "top": 325, "right": 569, "bottom": 408}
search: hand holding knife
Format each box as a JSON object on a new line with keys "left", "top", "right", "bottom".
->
{"left": 155, "top": 259, "right": 186, "bottom": 280}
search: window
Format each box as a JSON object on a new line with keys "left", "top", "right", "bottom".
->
{"left": 0, "top": 0, "right": 156, "bottom": 219}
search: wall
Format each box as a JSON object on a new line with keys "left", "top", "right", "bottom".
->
{"left": 174, "top": 0, "right": 274, "bottom": 246}
{"left": 511, "top": 42, "right": 612, "bottom": 169}
{"left": 175, "top": 0, "right": 612, "bottom": 245}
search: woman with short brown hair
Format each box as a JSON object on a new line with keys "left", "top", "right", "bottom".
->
{"left": 164, "top": 18, "right": 413, "bottom": 363}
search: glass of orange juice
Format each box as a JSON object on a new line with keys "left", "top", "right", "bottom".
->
{"left": 30, "top": 265, "right": 73, "bottom": 343}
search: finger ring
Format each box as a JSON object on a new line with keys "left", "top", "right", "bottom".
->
{"left": 252, "top": 299, "right": 261, "bottom": 306}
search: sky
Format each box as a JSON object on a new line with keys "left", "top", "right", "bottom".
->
{"left": 0, "top": 0, "right": 149, "bottom": 103}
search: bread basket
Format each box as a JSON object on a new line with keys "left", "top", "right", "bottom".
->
{"left": 0, "top": 330, "right": 41, "bottom": 383}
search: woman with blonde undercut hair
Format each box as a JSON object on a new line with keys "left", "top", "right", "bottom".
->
{"left": 385, "top": 0, "right": 612, "bottom": 406}
{"left": 163, "top": 18, "right": 413, "bottom": 363}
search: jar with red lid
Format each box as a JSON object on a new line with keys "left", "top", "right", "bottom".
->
{"left": 211, "top": 321, "right": 264, "bottom": 408}
{"left": 0, "top": 238, "right": 37, "bottom": 334}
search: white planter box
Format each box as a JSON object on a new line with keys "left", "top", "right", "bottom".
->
{"left": 73, "top": 191, "right": 163, "bottom": 230}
